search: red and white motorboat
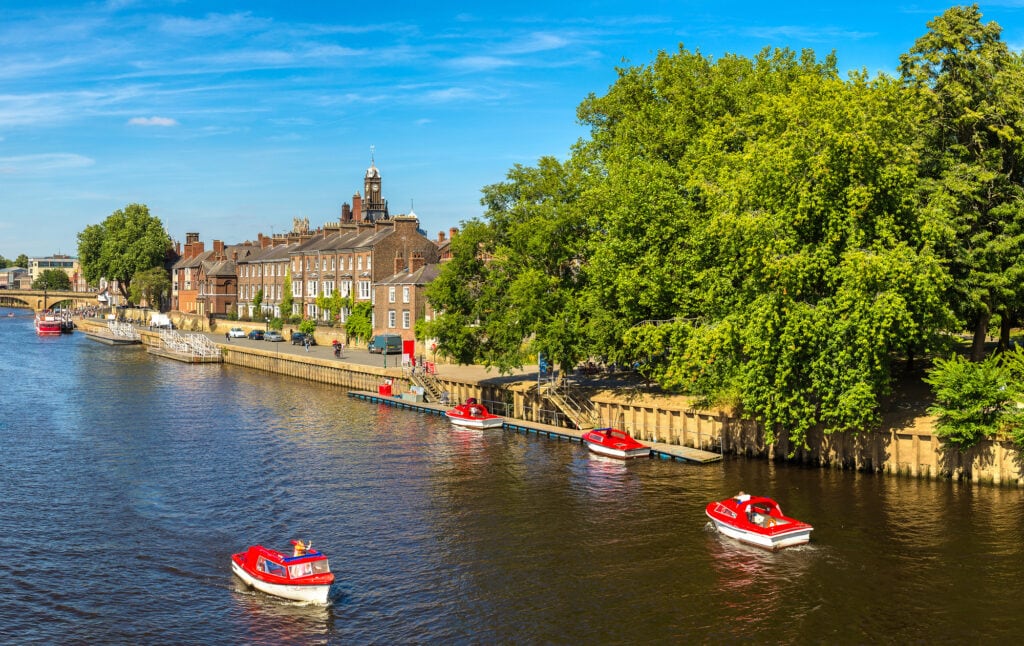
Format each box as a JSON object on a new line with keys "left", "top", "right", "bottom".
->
{"left": 231, "top": 540, "right": 335, "bottom": 603}
{"left": 705, "top": 493, "right": 813, "bottom": 551}
{"left": 444, "top": 398, "right": 504, "bottom": 429}
{"left": 582, "top": 428, "right": 650, "bottom": 459}
{"left": 35, "top": 311, "right": 63, "bottom": 336}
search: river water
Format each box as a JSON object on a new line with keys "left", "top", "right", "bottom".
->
{"left": 1, "top": 307, "right": 1023, "bottom": 644}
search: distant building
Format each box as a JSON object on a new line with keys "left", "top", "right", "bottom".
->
{"left": 0, "top": 266, "right": 28, "bottom": 289}
{"left": 27, "top": 255, "right": 87, "bottom": 290}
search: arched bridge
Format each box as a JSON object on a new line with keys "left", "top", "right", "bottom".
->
{"left": 0, "top": 289, "right": 102, "bottom": 312}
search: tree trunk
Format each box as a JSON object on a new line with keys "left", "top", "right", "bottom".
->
{"left": 971, "top": 311, "right": 990, "bottom": 361}
{"left": 1000, "top": 314, "right": 1012, "bottom": 351}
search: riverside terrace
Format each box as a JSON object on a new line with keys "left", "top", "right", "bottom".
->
{"left": 78, "top": 318, "right": 1018, "bottom": 486}
{"left": 75, "top": 317, "right": 725, "bottom": 464}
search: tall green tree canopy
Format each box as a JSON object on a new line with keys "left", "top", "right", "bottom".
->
{"left": 425, "top": 8, "right": 1024, "bottom": 449}
{"left": 900, "top": 4, "right": 1024, "bottom": 359}
{"left": 424, "top": 158, "right": 591, "bottom": 373}
{"left": 77, "top": 203, "right": 172, "bottom": 302}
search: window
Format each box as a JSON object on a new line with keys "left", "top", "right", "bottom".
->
{"left": 348, "top": 257, "right": 353, "bottom": 270}
{"left": 331, "top": 258, "right": 335, "bottom": 271}
{"left": 402, "top": 311, "right": 411, "bottom": 329}
{"left": 357, "top": 257, "right": 363, "bottom": 271}
{"left": 309, "top": 281, "right": 317, "bottom": 297}
{"left": 295, "top": 281, "right": 303, "bottom": 297}
{"left": 367, "top": 256, "right": 372, "bottom": 270}
{"left": 388, "top": 310, "right": 396, "bottom": 328}
{"left": 341, "top": 280, "right": 352, "bottom": 297}
{"left": 388, "top": 286, "right": 396, "bottom": 303}
{"left": 358, "top": 280, "right": 371, "bottom": 299}
{"left": 402, "top": 286, "right": 410, "bottom": 303}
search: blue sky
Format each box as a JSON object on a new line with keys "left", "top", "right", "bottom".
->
{"left": 3, "top": 1, "right": 1024, "bottom": 259}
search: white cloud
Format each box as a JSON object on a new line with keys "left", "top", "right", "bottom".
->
{"left": 448, "top": 55, "right": 518, "bottom": 72}
{"left": 0, "top": 153, "right": 95, "bottom": 174}
{"left": 128, "top": 116, "right": 179, "bottom": 127}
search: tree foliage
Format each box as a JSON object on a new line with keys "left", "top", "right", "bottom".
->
{"left": 32, "top": 269, "right": 71, "bottom": 290}
{"left": 77, "top": 203, "right": 172, "bottom": 302}
{"left": 345, "top": 301, "right": 372, "bottom": 343}
{"left": 280, "top": 269, "right": 294, "bottom": 318}
{"left": 422, "top": 7, "right": 1024, "bottom": 449}
{"left": 128, "top": 267, "right": 171, "bottom": 310}
{"left": 924, "top": 351, "right": 1016, "bottom": 449}
{"left": 900, "top": 5, "right": 1024, "bottom": 359}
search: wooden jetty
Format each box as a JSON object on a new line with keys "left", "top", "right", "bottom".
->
{"left": 347, "top": 390, "right": 722, "bottom": 464}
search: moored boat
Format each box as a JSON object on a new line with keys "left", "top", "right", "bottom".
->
{"left": 35, "top": 311, "right": 63, "bottom": 336}
{"left": 444, "top": 398, "right": 504, "bottom": 429}
{"left": 705, "top": 493, "right": 813, "bottom": 551}
{"left": 231, "top": 540, "right": 335, "bottom": 603}
{"left": 581, "top": 428, "right": 650, "bottom": 459}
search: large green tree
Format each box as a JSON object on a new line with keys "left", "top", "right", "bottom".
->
{"left": 32, "top": 268, "right": 72, "bottom": 290}
{"left": 77, "top": 203, "right": 172, "bottom": 303}
{"left": 424, "top": 158, "right": 591, "bottom": 374}
{"left": 900, "top": 5, "right": 1024, "bottom": 360}
{"left": 128, "top": 266, "right": 171, "bottom": 310}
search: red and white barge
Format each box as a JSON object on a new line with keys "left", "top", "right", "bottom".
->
{"left": 231, "top": 540, "right": 335, "bottom": 603}
{"left": 705, "top": 493, "right": 813, "bottom": 550}
{"left": 581, "top": 428, "right": 650, "bottom": 459}
{"left": 35, "top": 311, "right": 63, "bottom": 336}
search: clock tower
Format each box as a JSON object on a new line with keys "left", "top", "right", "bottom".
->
{"left": 363, "top": 146, "right": 388, "bottom": 221}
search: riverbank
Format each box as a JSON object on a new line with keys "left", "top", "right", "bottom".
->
{"left": 75, "top": 317, "right": 1024, "bottom": 487}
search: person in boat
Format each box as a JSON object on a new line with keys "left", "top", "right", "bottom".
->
{"left": 292, "top": 539, "right": 309, "bottom": 557}
{"left": 734, "top": 491, "right": 751, "bottom": 503}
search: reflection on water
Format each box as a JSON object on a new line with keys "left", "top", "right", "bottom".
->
{"left": 4, "top": 307, "right": 1024, "bottom": 643}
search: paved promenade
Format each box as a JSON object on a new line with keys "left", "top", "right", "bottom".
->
{"left": 214, "top": 331, "right": 539, "bottom": 385}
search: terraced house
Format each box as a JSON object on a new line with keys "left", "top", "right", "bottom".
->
{"left": 174, "top": 161, "right": 443, "bottom": 338}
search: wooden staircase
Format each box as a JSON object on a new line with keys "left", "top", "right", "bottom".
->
{"left": 410, "top": 368, "right": 446, "bottom": 403}
{"left": 540, "top": 382, "right": 601, "bottom": 430}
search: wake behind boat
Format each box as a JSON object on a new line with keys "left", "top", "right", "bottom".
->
{"left": 582, "top": 428, "right": 650, "bottom": 459}
{"left": 231, "top": 540, "right": 335, "bottom": 603}
{"left": 705, "top": 493, "right": 813, "bottom": 551}
{"left": 445, "top": 398, "right": 504, "bottom": 429}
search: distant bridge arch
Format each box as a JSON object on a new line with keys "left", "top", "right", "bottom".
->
{"left": 0, "top": 289, "right": 103, "bottom": 312}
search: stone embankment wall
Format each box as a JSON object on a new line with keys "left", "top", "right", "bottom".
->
{"left": 80, "top": 319, "right": 1023, "bottom": 486}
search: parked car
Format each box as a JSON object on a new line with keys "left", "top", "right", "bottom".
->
{"left": 227, "top": 327, "right": 246, "bottom": 338}
{"left": 264, "top": 330, "right": 284, "bottom": 342}
{"left": 291, "top": 332, "right": 316, "bottom": 346}
{"left": 368, "top": 334, "right": 403, "bottom": 354}
{"left": 248, "top": 329, "right": 265, "bottom": 340}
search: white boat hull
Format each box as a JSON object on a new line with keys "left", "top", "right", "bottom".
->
{"left": 231, "top": 560, "right": 331, "bottom": 603}
{"left": 585, "top": 441, "right": 650, "bottom": 460}
{"left": 707, "top": 515, "right": 812, "bottom": 550}
{"left": 445, "top": 413, "right": 503, "bottom": 429}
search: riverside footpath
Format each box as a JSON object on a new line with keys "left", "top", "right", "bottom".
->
{"left": 75, "top": 317, "right": 1024, "bottom": 487}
